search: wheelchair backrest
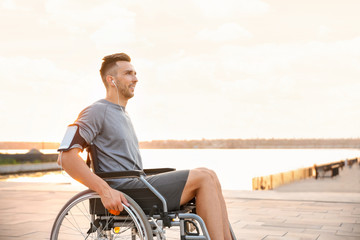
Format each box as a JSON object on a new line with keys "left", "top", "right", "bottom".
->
{"left": 86, "top": 144, "right": 101, "bottom": 174}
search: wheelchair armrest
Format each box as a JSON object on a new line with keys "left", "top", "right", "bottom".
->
{"left": 143, "top": 168, "right": 176, "bottom": 175}
{"left": 96, "top": 170, "right": 145, "bottom": 179}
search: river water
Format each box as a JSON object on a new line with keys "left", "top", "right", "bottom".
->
{"left": 2, "top": 148, "right": 359, "bottom": 190}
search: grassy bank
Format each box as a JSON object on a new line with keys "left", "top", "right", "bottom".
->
{"left": 0, "top": 150, "right": 58, "bottom": 165}
{"left": 0, "top": 158, "right": 49, "bottom": 165}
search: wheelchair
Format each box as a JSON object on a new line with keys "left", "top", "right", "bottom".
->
{"left": 50, "top": 145, "right": 237, "bottom": 239}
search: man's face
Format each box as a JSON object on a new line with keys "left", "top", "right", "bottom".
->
{"left": 113, "top": 61, "right": 138, "bottom": 99}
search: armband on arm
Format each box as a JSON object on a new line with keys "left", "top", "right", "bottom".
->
{"left": 58, "top": 124, "right": 88, "bottom": 152}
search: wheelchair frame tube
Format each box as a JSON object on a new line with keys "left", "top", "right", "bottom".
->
{"left": 229, "top": 221, "right": 236, "bottom": 240}
{"left": 139, "top": 175, "right": 168, "bottom": 213}
{"left": 177, "top": 213, "right": 211, "bottom": 240}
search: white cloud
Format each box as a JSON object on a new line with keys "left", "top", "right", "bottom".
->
{"left": 0, "top": 56, "right": 97, "bottom": 141}
{"left": 219, "top": 37, "right": 360, "bottom": 76}
{"left": 318, "top": 25, "right": 333, "bottom": 38}
{"left": 1, "top": 0, "right": 16, "bottom": 10}
{"left": 45, "top": 0, "right": 136, "bottom": 33}
{"left": 90, "top": 18, "right": 136, "bottom": 46}
{"left": 131, "top": 36, "right": 360, "bottom": 139}
{"left": 1, "top": 0, "right": 360, "bottom": 140}
{"left": 137, "top": 36, "right": 360, "bottom": 107}
{"left": 194, "top": 0, "right": 269, "bottom": 18}
{"left": 44, "top": 0, "right": 143, "bottom": 51}
{"left": 1, "top": 0, "right": 31, "bottom": 11}
{"left": 196, "top": 23, "right": 252, "bottom": 42}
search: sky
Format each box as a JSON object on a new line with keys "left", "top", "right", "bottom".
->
{"left": 0, "top": 0, "right": 360, "bottom": 142}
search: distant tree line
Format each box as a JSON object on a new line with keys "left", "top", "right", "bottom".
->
{"left": 0, "top": 149, "right": 58, "bottom": 165}
{"left": 139, "top": 138, "right": 360, "bottom": 149}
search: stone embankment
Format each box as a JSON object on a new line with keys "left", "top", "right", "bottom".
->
{"left": 252, "top": 158, "right": 359, "bottom": 190}
{"left": 0, "top": 162, "right": 61, "bottom": 174}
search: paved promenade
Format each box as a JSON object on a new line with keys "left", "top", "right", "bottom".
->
{"left": 0, "top": 166, "right": 359, "bottom": 239}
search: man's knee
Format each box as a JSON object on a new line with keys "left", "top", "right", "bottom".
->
{"left": 191, "top": 167, "right": 220, "bottom": 185}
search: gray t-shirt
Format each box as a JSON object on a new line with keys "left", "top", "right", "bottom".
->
{"left": 75, "top": 99, "right": 143, "bottom": 172}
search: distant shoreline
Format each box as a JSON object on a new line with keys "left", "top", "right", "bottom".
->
{"left": 139, "top": 138, "right": 360, "bottom": 149}
{"left": 1, "top": 138, "right": 360, "bottom": 150}
{"left": 0, "top": 149, "right": 58, "bottom": 166}
{"left": 0, "top": 162, "right": 61, "bottom": 175}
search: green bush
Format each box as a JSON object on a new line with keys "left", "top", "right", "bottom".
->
{"left": 0, "top": 158, "right": 18, "bottom": 165}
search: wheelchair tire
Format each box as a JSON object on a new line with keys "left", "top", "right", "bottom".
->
{"left": 50, "top": 189, "right": 153, "bottom": 240}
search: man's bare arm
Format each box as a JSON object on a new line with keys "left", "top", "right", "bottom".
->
{"left": 57, "top": 148, "right": 129, "bottom": 212}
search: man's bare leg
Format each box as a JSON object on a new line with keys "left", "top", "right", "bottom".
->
{"left": 201, "top": 168, "right": 232, "bottom": 237}
{"left": 180, "top": 168, "right": 232, "bottom": 240}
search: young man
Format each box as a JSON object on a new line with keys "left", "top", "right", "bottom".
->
{"left": 58, "top": 53, "right": 231, "bottom": 239}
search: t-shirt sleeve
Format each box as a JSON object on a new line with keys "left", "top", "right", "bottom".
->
{"left": 74, "top": 103, "right": 106, "bottom": 147}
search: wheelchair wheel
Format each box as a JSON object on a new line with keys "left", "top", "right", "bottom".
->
{"left": 50, "top": 189, "right": 153, "bottom": 240}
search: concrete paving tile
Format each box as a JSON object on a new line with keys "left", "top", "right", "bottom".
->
{"left": 0, "top": 213, "right": 35, "bottom": 225}
{"left": 256, "top": 217, "right": 286, "bottom": 224}
{"left": 303, "top": 228, "right": 337, "bottom": 235}
{"left": 340, "top": 210, "right": 360, "bottom": 216}
{"left": 0, "top": 199, "right": 16, "bottom": 207}
{"left": 339, "top": 223, "right": 359, "bottom": 232}
{"left": 317, "top": 233, "right": 360, "bottom": 240}
{"left": 263, "top": 222, "right": 322, "bottom": 230}
{"left": 262, "top": 236, "right": 287, "bottom": 240}
{"left": 327, "top": 210, "right": 344, "bottom": 215}
{"left": 321, "top": 223, "right": 360, "bottom": 232}
{"left": 248, "top": 211, "right": 273, "bottom": 217}
{"left": 295, "top": 206, "right": 330, "bottom": 213}
{"left": 2, "top": 190, "right": 48, "bottom": 200}
{"left": 0, "top": 235, "right": 21, "bottom": 240}
{"left": 234, "top": 228, "right": 284, "bottom": 240}
{"left": 332, "top": 216, "right": 359, "bottom": 224}
{"left": 0, "top": 231, "right": 50, "bottom": 240}
{"left": 238, "top": 215, "right": 271, "bottom": 222}
{"left": 321, "top": 225, "right": 345, "bottom": 232}
{"left": 273, "top": 211, "right": 301, "bottom": 217}
{"left": 352, "top": 208, "right": 360, "bottom": 215}
{"left": 339, "top": 210, "right": 360, "bottom": 217}
{"left": 285, "top": 218, "right": 341, "bottom": 227}
{"left": 282, "top": 232, "right": 319, "bottom": 240}
{"left": 0, "top": 223, "right": 22, "bottom": 233}
{"left": 298, "top": 212, "right": 326, "bottom": 218}
{"left": 0, "top": 220, "right": 53, "bottom": 235}
{"left": 0, "top": 213, "right": 14, "bottom": 224}
{"left": 230, "top": 221, "right": 248, "bottom": 229}
{"left": 323, "top": 213, "right": 344, "bottom": 220}
{"left": 336, "top": 230, "right": 360, "bottom": 237}
{"left": 0, "top": 230, "right": 38, "bottom": 238}
{"left": 232, "top": 220, "right": 262, "bottom": 228}
{"left": 244, "top": 223, "right": 304, "bottom": 233}
{"left": 350, "top": 223, "right": 360, "bottom": 233}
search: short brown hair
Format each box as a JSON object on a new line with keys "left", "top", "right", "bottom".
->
{"left": 99, "top": 53, "right": 131, "bottom": 87}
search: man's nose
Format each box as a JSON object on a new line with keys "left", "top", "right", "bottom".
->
{"left": 133, "top": 75, "right": 138, "bottom": 82}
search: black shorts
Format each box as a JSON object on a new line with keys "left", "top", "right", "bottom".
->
{"left": 108, "top": 170, "right": 189, "bottom": 212}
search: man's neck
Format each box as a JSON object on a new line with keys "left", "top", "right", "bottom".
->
{"left": 105, "top": 93, "right": 127, "bottom": 107}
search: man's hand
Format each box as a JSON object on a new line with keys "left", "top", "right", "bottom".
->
{"left": 100, "top": 187, "right": 130, "bottom": 215}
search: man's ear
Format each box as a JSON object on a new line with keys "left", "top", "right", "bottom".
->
{"left": 106, "top": 75, "right": 115, "bottom": 86}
